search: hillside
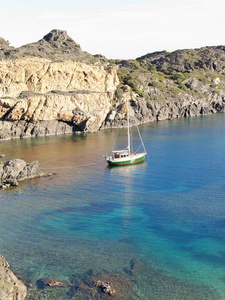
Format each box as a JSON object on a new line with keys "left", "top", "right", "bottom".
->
{"left": 104, "top": 47, "right": 225, "bottom": 127}
{"left": 114, "top": 46, "right": 225, "bottom": 102}
{"left": 0, "top": 29, "right": 224, "bottom": 138}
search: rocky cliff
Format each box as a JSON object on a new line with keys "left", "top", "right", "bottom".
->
{"left": 0, "top": 30, "right": 225, "bottom": 139}
{"left": 0, "top": 256, "right": 27, "bottom": 299}
{"left": 0, "top": 55, "right": 119, "bottom": 138}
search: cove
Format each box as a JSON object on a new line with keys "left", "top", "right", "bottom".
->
{"left": 0, "top": 113, "right": 225, "bottom": 299}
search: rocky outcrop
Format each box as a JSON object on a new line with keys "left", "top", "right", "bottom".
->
{"left": 0, "top": 158, "right": 49, "bottom": 188}
{"left": 94, "top": 280, "right": 115, "bottom": 296}
{"left": 0, "top": 57, "right": 117, "bottom": 97}
{"left": 104, "top": 96, "right": 225, "bottom": 128}
{"left": 0, "top": 29, "right": 106, "bottom": 64}
{"left": 0, "top": 255, "right": 27, "bottom": 300}
{"left": 0, "top": 56, "right": 119, "bottom": 138}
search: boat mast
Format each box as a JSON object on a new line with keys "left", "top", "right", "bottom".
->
{"left": 127, "top": 98, "right": 130, "bottom": 154}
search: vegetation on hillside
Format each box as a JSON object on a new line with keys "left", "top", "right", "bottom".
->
{"left": 1, "top": 30, "right": 225, "bottom": 104}
{"left": 112, "top": 47, "right": 225, "bottom": 103}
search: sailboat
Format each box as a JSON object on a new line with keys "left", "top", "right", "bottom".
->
{"left": 105, "top": 98, "right": 147, "bottom": 166}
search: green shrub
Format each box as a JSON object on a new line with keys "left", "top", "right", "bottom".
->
{"left": 152, "top": 71, "right": 166, "bottom": 81}
{"left": 169, "top": 87, "right": 180, "bottom": 95}
{"left": 169, "top": 71, "right": 188, "bottom": 85}
{"left": 198, "top": 77, "right": 211, "bottom": 84}
{"left": 117, "top": 71, "right": 144, "bottom": 97}
{"left": 149, "top": 80, "right": 164, "bottom": 89}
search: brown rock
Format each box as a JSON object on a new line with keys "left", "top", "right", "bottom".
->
{"left": 70, "top": 269, "right": 132, "bottom": 300}
{"left": 95, "top": 280, "right": 116, "bottom": 296}
{"left": 36, "top": 277, "right": 71, "bottom": 289}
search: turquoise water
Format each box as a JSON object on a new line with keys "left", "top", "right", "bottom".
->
{"left": 0, "top": 114, "right": 225, "bottom": 299}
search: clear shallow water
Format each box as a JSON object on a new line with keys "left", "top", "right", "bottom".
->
{"left": 0, "top": 114, "right": 225, "bottom": 299}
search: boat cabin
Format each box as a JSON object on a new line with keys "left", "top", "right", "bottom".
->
{"left": 112, "top": 149, "right": 129, "bottom": 159}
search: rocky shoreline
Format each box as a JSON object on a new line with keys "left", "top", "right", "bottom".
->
{"left": 0, "top": 91, "right": 224, "bottom": 140}
{"left": 0, "top": 120, "right": 76, "bottom": 140}
{"left": 103, "top": 93, "right": 225, "bottom": 129}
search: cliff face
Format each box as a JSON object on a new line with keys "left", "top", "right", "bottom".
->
{"left": 102, "top": 85, "right": 225, "bottom": 130}
{"left": 0, "top": 57, "right": 119, "bottom": 138}
{"left": 0, "top": 57, "right": 117, "bottom": 97}
{"left": 103, "top": 93, "right": 225, "bottom": 130}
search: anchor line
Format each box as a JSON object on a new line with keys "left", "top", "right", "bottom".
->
{"left": 39, "top": 159, "right": 105, "bottom": 170}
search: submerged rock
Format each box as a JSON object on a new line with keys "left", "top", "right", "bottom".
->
{"left": 0, "top": 255, "right": 27, "bottom": 300}
{"left": 129, "top": 258, "right": 144, "bottom": 276}
{"left": 69, "top": 269, "right": 132, "bottom": 300}
{"left": 36, "top": 277, "right": 71, "bottom": 289}
{"left": 94, "top": 280, "right": 115, "bottom": 296}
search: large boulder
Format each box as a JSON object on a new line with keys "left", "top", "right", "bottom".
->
{"left": 1, "top": 159, "right": 27, "bottom": 181}
{"left": 0, "top": 158, "right": 47, "bottom": 189}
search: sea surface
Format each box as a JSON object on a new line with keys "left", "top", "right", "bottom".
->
{"left": 0, "top": 114, "right": 225, "bottom": 299}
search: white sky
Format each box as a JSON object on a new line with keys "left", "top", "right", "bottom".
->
{"left": 0, "top": 0, "right": 225, "bottom": 59}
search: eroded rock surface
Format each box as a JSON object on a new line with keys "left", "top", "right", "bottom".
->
{"left": 103, "top": 86, "right": 225, "bottom": 129}
{"left": 0, "top": 56, "right": 119, "bottom": 137}
{"left": 0, "top": 256, "right": 27, "bottom": 300}
{"left": 0, "top": 158, "right": 48, "bottom": 189}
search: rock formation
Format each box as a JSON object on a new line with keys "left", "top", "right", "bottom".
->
{"left": 36, "top": 277, "right": 71, "bottom": 289}
{"left": 0, "top": 57, "right": 117, "bottom": 97}
{"left": 0, "top": 158, "right": 49, "bottom": 188}
{"left": 0, "top": 30, "right": 225, "bottom": 139}
{"left": 0, "top": 56, "right": 119, "bottom": 138}
{"left": 69, "top": 269, "right": 132, "bottom": 300}
{"left": 0, "top": 256, "right": 27, "bottom": 300}
{"left": 0, "top": 29, "right": 105, "bottom": 63}
{"left": 94, "top": 280, "right": 115, "bottom": 296}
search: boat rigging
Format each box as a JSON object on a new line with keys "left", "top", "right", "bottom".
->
{"left": 105, "top": 98, "right": 147, "bottom": 166}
